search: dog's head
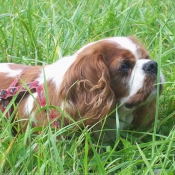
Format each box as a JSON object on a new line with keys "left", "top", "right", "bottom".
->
{"left": 58, "top": 36, "right": 164, "bottom": 127}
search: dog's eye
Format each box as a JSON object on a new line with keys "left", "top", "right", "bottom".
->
{"left": 120, "top": 62, "right": 130, "bottom": 71}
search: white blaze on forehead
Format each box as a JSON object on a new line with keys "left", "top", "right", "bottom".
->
{"left": 0, "top": 63, "right": 22, "bottom": 77}
{"left": 108, "top": 37, "right": 138, "bottom": 58}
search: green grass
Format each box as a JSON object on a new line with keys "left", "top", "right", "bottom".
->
{"left": 0, "top": 0, "right": 175, "bottom": 174}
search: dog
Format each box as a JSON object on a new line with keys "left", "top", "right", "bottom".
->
{"left": 0, "top": 36, "right": 164, "bottom": 136}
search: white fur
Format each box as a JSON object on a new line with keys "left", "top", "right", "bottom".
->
{"left": 24, "top": 93, "right": 38, "bottom": 116}
{"left": 37, "top": 56, "right": 76, "bottom": 88}
{"left": 108, "top": 37, "right": 139, "bottom": 59}
{"left": 118, "top": 106, "right": 134, "bottom": 129}
{"left": 129, "top": 59, "right": 149, "bottom": 95}
{"left": 0, "top": 63, "right": 22, "bottom": 77}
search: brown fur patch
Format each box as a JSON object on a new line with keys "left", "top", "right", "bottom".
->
{"left": 132, "top": 98, "right": 156, "bottom": 129}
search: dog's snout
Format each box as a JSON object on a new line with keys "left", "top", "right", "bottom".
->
{"left": 143, "top": 61, "right": 157, "bottom": 74}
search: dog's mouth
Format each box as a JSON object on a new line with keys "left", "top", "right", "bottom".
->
{"left": 124, "top": 87, "right": 156, "bottom": 109}
{"left": 124, "top": 74, "right": 164, "bottom": 109}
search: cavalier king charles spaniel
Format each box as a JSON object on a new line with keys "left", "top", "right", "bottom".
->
{"left": 0, "top": 36, "right": 164, "bottom": 135}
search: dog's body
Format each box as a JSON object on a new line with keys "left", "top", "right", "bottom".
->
{"left": 0, "top": 37, "right": 164, "bottom": 134}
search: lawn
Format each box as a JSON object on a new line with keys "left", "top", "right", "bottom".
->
{"left": 0, "top": 0, "right": 175, "bottom": 174}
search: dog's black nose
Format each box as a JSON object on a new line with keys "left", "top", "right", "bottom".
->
{"left": 143, "top": 61, "right": 157, "bottom": 74}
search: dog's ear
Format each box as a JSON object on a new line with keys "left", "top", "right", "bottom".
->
{"left": 58, "top": 51, "right": 116, "bottom": 125}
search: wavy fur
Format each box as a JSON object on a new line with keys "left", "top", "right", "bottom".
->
{"left": 58, "top": 51, "right": 115, "bottom": 125}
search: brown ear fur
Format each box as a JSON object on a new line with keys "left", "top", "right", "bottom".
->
{"left": 58, "top": 51, "right": 116, "bottom": 125}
